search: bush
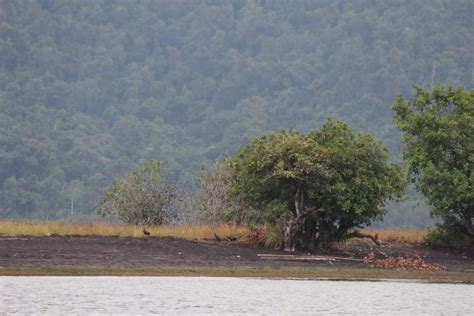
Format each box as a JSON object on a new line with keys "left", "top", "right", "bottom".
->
{"left": 94, "top": 159, "right": 176, "bottom": 225}
{"left": 194, "top": 161, "right": 257, "bottom": 224}
{"left": 246, "top": 224, "right": 283, "bottom": 248}
{"left": 425, "top": 224, "right": 473, "bottom": 249}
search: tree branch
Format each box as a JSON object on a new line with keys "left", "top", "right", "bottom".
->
{"left": 346, "top": 230, "right": 382, "bottom": 246}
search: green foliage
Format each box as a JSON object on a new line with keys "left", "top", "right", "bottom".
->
{"left": 425, "top": 224, "right": 472, "bottom": 249}
{"left": 393, "top": 85, "right": 473, "bottom": 246}
{"left": 0, "top": 1, "right": 471, "bottom": 227}
{"left": 229, "top": 120, "right": 406, "bottom": 250}
{"left": 94, "top": 159, "right": 175, "bottom": 225}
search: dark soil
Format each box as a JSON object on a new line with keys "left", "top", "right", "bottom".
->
{"left": 0, "top": 236, "right": 472, "bottom": 271}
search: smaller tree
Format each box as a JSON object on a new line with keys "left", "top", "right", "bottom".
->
{"left": 194, "top": 161, "right": 255, "bottom": 224}
{"left": 393, "top": 86, "right": 473, "bottom": 247}
{"left": 94, "top": 159, "right": 176, "bottom": 225}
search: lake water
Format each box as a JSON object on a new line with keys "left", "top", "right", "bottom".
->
{"left": 1, "top": 277, "right": 473, "bottom": 314}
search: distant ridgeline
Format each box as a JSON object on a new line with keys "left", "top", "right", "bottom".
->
{"left": 0, "top": 0, "right": 471, "bottom": 227}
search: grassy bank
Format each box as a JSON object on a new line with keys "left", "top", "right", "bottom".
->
{"left": 0, "top": 220, "right": 249, "bottom": 240}
{"left": 1, "top": 265, "right": 472, "bottom": 283}
{"left": 0, "top": 220, "right": 425, "bottom": 244}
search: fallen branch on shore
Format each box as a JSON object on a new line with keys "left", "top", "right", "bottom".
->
{"left": 213, "top": 232, "right": 238, "bottom": 242}
{"left": 258, "top": 254, "right": 363, "bottom": 262}
{"left": 346, "top": 230, "right": 382, "bottom": 245}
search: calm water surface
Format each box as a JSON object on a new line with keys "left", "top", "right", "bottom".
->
{"left": 1, "top": 277, "right": 473, "bottom": 315}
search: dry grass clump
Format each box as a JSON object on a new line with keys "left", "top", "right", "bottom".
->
{"left": 361, "top": 229, "right": 427, "bottom": 244}
{"left": 153, "top": 224, "right": 249, "bottom": 240}
{"left": 0, "top": 220, "right": 249, "bottom": 240}
{"left": 244, "top": 225, "right": 284, "bottom": 248}
{"left": 0, "top": 220, "right": 139, "bottom": 237}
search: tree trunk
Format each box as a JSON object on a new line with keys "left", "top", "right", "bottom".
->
{"left": 283, "top": 182, "right": 319, "bottom": 251}
{"left": 462, "top": 214, "right": 473, "bottom": 238}
{"left": 283, "top": 214, "right": 318, "bottom": 251}
{"left": 283, "top": 217, "right": 297, "bottom": 252}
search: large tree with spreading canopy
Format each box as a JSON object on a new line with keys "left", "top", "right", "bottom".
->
{"left": 229, "top": 120, "right": 405, "bottom": 250}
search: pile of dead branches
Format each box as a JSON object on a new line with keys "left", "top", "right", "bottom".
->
{"left": 363, "top": 252, "right": 446, "bottom": 271}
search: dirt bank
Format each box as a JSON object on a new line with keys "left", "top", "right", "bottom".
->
{"left": 1, "top": 236, "right": 472, "bottom": 271}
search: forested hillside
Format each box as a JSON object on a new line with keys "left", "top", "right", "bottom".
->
{"left": 0, "top": 0, "right": 472, "bottom": 226}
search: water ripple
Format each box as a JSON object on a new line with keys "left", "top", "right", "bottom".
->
{"left": 0, "top": 276, "right": 473, "bottom": 315}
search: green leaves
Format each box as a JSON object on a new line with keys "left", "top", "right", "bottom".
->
{"left": 393, "top": 86, "right": 474, "bottom": 245}
{"left": 94, "top": 159, "right": 176, "bottom": 225}
{"left": 229, "top": 119, "right": 406, "bottom": 247}
{"left": 1, "top": 1, "right": 472, "bottom": 222}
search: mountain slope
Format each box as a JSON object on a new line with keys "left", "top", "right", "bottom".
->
{"left": 0, "top": 0, "right": 472, "bottom": 225}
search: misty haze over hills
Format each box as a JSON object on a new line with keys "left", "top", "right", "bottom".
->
{"left": 0, "top": 0, "right": 472, "bottom": 227}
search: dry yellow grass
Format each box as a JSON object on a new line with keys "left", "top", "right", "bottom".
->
{"left": 0, "top": 220, "right": 250, "bottom": 240}
{"left": 362, "top": 229, "right": 427, "bottom": 244}
{"left": 0, "top": 220, "right": 427, "bottom": 244}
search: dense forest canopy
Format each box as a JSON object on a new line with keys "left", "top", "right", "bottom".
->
{"left": 0, "top": 0, "right": 472, "bottom": 226}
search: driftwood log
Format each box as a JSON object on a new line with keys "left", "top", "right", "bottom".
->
{"left": 257, "top": 254, "right": 363, "bottom": 262}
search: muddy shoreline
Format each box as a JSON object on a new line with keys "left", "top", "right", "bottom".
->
{"left": 1, "top": 236, "right": 472, "bottom": 272}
